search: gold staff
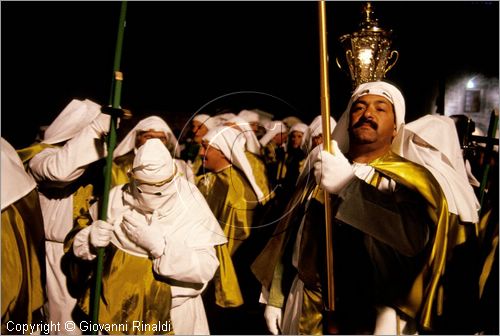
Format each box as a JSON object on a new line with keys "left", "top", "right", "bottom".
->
{"left": 318, "top": 0, "right": 335, "bottom": 312}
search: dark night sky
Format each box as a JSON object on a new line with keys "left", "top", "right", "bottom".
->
{"left": 1, "top": 1, "right": 499, "bottom": 149}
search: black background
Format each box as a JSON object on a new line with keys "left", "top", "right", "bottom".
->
{"left": 2, "top": 1, "right": 499, "bottom": 148}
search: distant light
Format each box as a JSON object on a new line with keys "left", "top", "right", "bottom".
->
{"left": 466, "top": 78, "right": 475, "bottom": 89}
{"left": 358, "top": 48, "right": 373, "bottom": 65}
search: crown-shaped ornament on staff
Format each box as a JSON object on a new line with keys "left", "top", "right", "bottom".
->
{"left": 337, "top": 2, "right": 399, "bottom": 88}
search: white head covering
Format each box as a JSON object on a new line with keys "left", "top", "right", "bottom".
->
{"left": 332, "top": 81, "right": 405, "bottom": 153}
{"left": 203, "top": 126, "right": 264, "bottom": 202}
{"left": 309, "top": 115, "right": 337, "bottom": 139}
{"left": 216, "top": 112, "right": 237, "bottom": 123}
{"left": 131, "top": 138, "right": 175, "bottom": 184}
{"left": 114, "top": 116, "right": 180, "bottom": 158}
{"left": 290, "top": 122, "right": 308, "bottom": 135}
{"left": 43, "top": 99, "right": 101, "bottom": 144}
{"left": 238, "top": 109, "right": 260, "bottom": 124}
{"left": 289, "top": 122, "right": 309, "bottom": 147}
{"left": 259, "top": 121, "right": 288, "bottom": 147}
{"left": 110, "top": 137, "right": 227, "bottom": 258}
{"left": 226, "top": 116, "right": 261, "bottom": 155}
{"left": 1, "top": 137, "right": 36, "bottom": 210}
{"left": 128, "top": 138, "right": 177, "bottom": 213}
{"left": 283, "top": 116, "right": 304, "bottom": 129}
{"left": 392, "top": 115, "right": 480, "bottom": 223}
{"left": 193, "top": 113, "right": 220, "bottom": 131}
{"left": 304, "top": 115, "right": 337, "bottom": 153}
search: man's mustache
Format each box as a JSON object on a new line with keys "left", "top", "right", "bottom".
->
{"left": 353, "top": 118, "right": 378, "bottom": 130}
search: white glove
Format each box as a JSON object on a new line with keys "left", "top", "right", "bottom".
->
{"left": 122, "top": 213, "right": 165, "bottom": 258}
{"left": 313, "top": 140, "right": 355, "bottom": 194}
{"left": 91, "top": 112, "right": 120, "bottom": 135}
{"left": 374, "top": 305, "right": 399, "bottom": 335}
{"left": 89, "top": 220, "right": 115, "bottom": 248}
{"left": 264, "top": 305, "right": 282, "bottom": 335}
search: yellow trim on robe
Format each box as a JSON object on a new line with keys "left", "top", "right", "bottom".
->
{"left": 299, "top": 287, "right": 323, "bottom": 335}
{"left": 197, "top": 167, "right": 258, "bottom": 308}
{"left": 369, "top": 151, "right": 468, "bottom": 331}
{"left": 213, "top": 245, "right": 244, "bottom": 307}
{"left": 191, "top": 155, "right": 203, "bottom": 177}
{"left": 17, "top": 142, "right": 57, "bottom": 168}
{"left": 77, "top": 248, "right": 173, "bottom": 335}
{"left": 295, "top": 151, "right": 456, "bottom": 333}
{"left": 111, "top": 151, "right": 135, "bottom": 187}
{"left": 65, "top": 197, "right": 173, "bottom": 335}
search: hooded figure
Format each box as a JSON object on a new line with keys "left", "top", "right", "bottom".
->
{"left": 201, "top": 125, "right": 265, "bottom": 203}
{"left": 1, "top": 137, "right": 46, "bottom": 331}
{"left": 24, "top": 98, "right": 110, "bottom": 334}
{"left": 392, "top": 114, "right": 480, "bottom": 224}
{"left": 238, "top": 109, "right": 261, "bottom": 129}
{"left": 69, "top": 138, "right": 226, "bottom": 335}
{"left": 259, "top": 120, "right": 288, "bottom": 148}
{"left": 225, "top": 116, "right": 273, "bottom": 206}
{"left": 196, "top": 125, "right": 269, "bottom": 326}
{"left": 193, "top": 113, "right": 220, "bottom": 133}
{"left": 112, "top": 116, "right": 194, "bottom": 185}
{"left": 260, "top": 121, "right": 289, "bottom": 188}
{"left": 288, "top": 123, "right": 309, "bottom": 150}
{"left": 305, "top": 115, "right": 337, "bottom": 153}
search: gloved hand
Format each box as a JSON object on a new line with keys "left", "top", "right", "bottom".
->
{"left": 122, "top": 213, "right": 165, "bottom": 258}
{"left": 91, "top": 112, "right": 121, "bottom": 135}
{"left": 89, "top": 220, "right": 115, "bottom": 248}
{"left": 313, "top": 140, "right": 355, "bottom": 194}
{"left": 264, "top": 305, "right": 282, "bottom": 335}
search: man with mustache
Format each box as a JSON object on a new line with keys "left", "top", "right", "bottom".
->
{"left": 253, "top": 81, "right": 465, "bottom": 334}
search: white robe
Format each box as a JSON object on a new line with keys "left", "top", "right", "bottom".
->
{"left": 29, "top": 119, "right": 106, "bottom": 334}
{"left": 74, "top": 175, "right": 227, "bottom": 335}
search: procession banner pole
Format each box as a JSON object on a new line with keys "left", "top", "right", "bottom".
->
{"left": 91, "top": 1, "right": 127, "bottom": 331}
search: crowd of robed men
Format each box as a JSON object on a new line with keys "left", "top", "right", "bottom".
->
{"left": 2, "top": 80, "right": 498, "bottom": 335}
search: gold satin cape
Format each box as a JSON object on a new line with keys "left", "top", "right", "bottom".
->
{"left": 196, "top": 166, "right": 258, "bottom": 307}
{"left": 111, "top": 151, "right": 135, "bottom": 187}
{"left": 370, "top": 151, "right": 471, "bottom": 331}
{"left": 1, "top": 189, "right": 46, "bottom": 332}
{"left": 253, "top": 151, "right": 471, "bottom": 332}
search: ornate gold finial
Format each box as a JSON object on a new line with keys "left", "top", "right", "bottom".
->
{"left": 361, "top": 2, "right": 376, "bottom": 30}
{"left": 336, "top": 2, "right": 399, "bottom": 89}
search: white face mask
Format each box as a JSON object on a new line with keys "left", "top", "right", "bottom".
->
{"left": 130, "top": 178, "right": 177, "bottom": 213}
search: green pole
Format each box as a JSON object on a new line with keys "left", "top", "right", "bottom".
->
{"left": 91, "top": 1, "right": 127, "bottom": 332}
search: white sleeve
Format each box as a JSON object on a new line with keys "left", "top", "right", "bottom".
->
{"left": 29, "top": 121, "right": 107, "bottom": 184}
{"left": 152, "top": 239, "right": 219, "bottom": 284}
{"left": 72, "top": 226, "right": 96, "bottom": 261}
